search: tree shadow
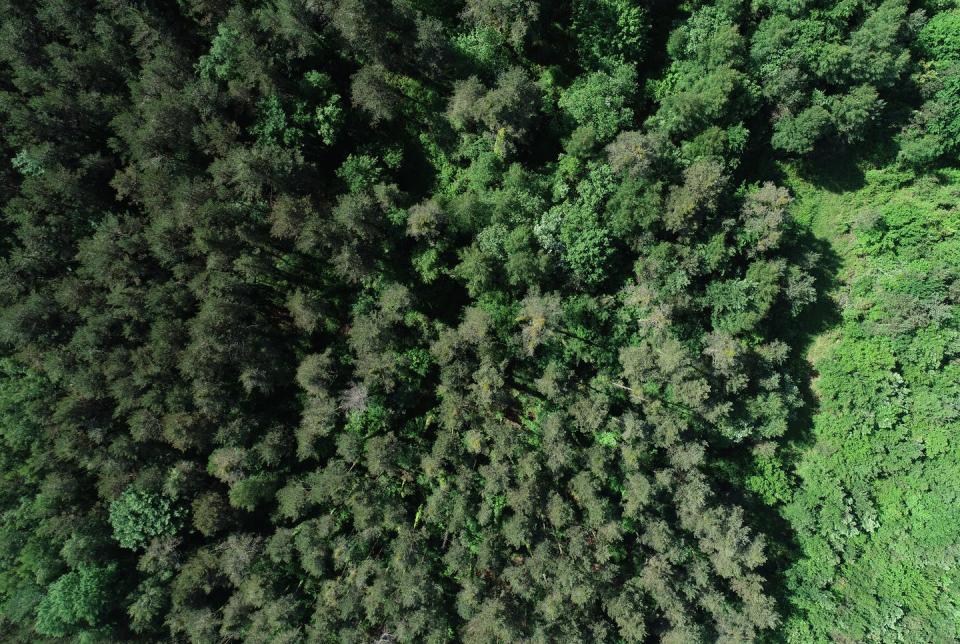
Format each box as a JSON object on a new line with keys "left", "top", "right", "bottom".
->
{"left": 794, "top": 147, "right": 868, "bottom": 194}
{"left": 793, "top": 134, "right": 903, "bottom": 194}
{"left": 780, "top": 225, "right": 845, "bottom": 418}
{"left": 708, "top": 151, "right": 849, "bottom": 637}
{"left": 758, "top": 158, "right": 856, "bottom": 638}
{"left": 706, "top": 234, "right": 843, "bottom": 641}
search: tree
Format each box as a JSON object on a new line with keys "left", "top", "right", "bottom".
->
{"left": 461, "top": 0, "right": 538, "bottom": 51}
{"left": 570, "top": 0, "right": 647, "bottom": 68}
{"left": 558, "top": 64, "right": 637, "bottom": 141}
{"left": 0, "top": 1, "right": 947, "bottom": 641}
{"left": 191, "top": 491, "right": 230, "bottom": 537}
{"left": 448, "top": 67, "right": 542, "bottom": 151}
{"left": 34, "top": 564, "right": 116, "bottom": 638}
{"left": 109, "top": 488, "right": 184, "bottom": 551}
{"left": 352, "top": 64, "right": 401, "bottom": 124}
{"left": 751, "top": 0, "right": 912, "bottom": 154}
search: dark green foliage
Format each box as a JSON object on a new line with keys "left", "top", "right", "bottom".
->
{"left": 752, "top": 0, "right": 913, "bottom": 153}
{"left": 898, "top": 8, "right": 960, "bottom": 166}
{"left": 462, "top": 0, "right": 539, "bottom": 51}
{"left": 0, "top": 0, "right": 956, "bottom": 642}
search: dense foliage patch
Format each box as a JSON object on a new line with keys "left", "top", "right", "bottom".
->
{"left": 0, "top": 0, "right": 956, "bottom": 641}
{"left": 785, "top": 166, "right": 960, "bottom": 642}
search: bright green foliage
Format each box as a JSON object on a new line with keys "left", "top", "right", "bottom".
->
{"left": 109, "top": 489, "right": 183, "bottom": 550}
{"left": 197, "top": 24, "right": 242, "bottom": 82}
{"left": 571, "top": 0, "right": 647, "bottom": 68}
{"left": 707, "top": 260, "right": 782, "bottom": 334}
{"left": 34, "top": 564, "right": 116, "bottom": 638}
{"left": 783, "top": 166, "right": 960, "bottom": 642}
{"left": 452, "top": 27, "right": 512, "bottom": 72}
{"left": 651, "top": 5, "right": 756, "bottom": 143}
{"left": 537, "top": 161, "right": 617, "bottom": 285}
{"left": 305, "top": 71, "right": 344, "bottom": 146}
{"left": 899, "top": 68, "right": 960, "bottom": 166}
{"left": 559, "top": 64, "right": 637, "bottom": 140}
{"left": 314, "top": 95, "right": 343, "bottom": 146}
{"left": 252, "top": 94, "right": 308, "bottom": 147}
{"left": 917, "top": 8, "right": 960, "bottom": 62}
{"left": 337, "top": 153, "right": 382, "bottom": 191}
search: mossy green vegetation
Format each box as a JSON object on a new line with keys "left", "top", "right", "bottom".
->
{"left": 783, "top": 165, "right": 960, "bottom": 642}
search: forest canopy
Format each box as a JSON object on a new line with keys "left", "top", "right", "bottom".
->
{"left": 0, "top": 1, "right": 957, "bottom": 642}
